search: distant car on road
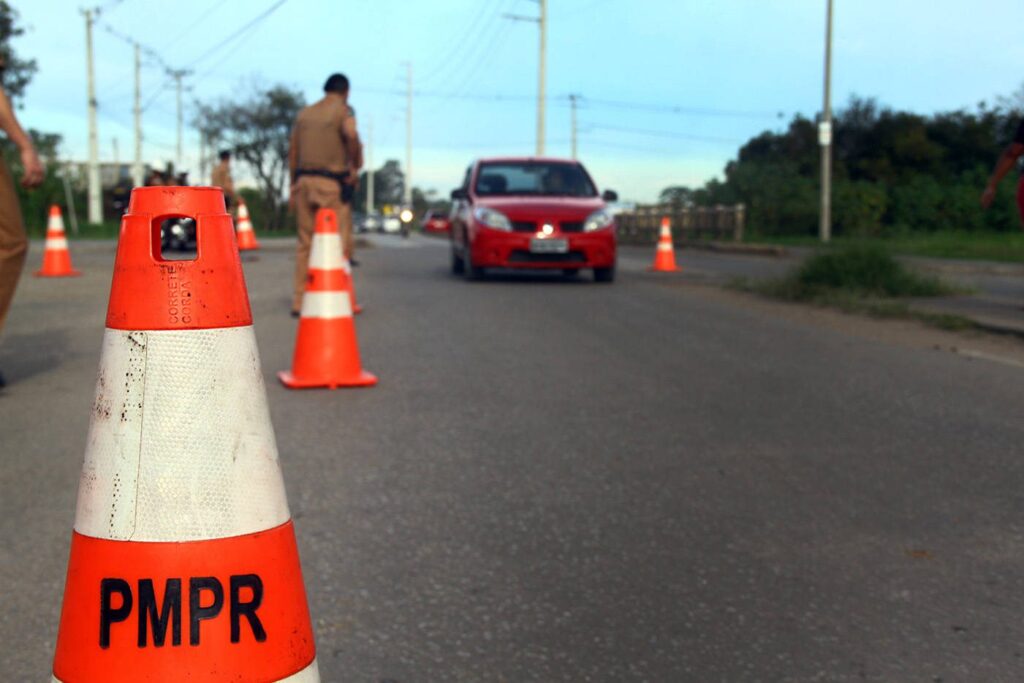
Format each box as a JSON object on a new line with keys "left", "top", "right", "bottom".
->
{"left": 421, "top": 209, "right": 451, "bottom": 235}
{"left": 381, "top": 215, "right": 402, "bottom": 234}
{"left": 357, "top": 211, "right": 382, "bottom": 233}
{"left": 449, "top": 157, "right": 618, "bottom": 282}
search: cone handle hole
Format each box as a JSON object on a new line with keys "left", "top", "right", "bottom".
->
{"left": 152, "top": 214, "right": 198, "bottom": 261}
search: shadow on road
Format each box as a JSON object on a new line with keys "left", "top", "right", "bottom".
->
{"left": 1, "top": 328, "right": 71, "bottom": 384}
{"left": 446, "top": 269, "right": 596, "bottom": 285}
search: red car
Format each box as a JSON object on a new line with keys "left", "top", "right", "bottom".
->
{"left": 449, "top": 157, "right": 618, "bottom": 282}
{"left": 421, "top": 209, "right": 451, "bottom": 235}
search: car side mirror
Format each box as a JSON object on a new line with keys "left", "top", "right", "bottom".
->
{"left": 451, "top": 188, "right": 468, "bottom": 201}
{"left": 602, "top": 189, "right": 619, "bottom": 202}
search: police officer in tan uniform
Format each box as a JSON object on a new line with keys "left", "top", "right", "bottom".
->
{"left": 288, "top": 73, "right": 362, "bottom": 315}
{"left": 211, "top": 149, "right": 239, "bottom": 209}
{"left": 0, "top": 77, "right": 44, "bottom": 387}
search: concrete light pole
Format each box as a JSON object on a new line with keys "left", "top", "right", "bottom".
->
{"left": 404, "top": 62, "right": 412, "bottom": 208}
{"left": 132, "top": 42, "right": 143, "bottom": 187}
{"left": 505, "top": 0, "right": 547, "bottom": 156}
{"left": 819, "top": 0, "right": 834, "bottom": 243}
{"left": 82, "top": 8, "right": 102, "bottom": 224}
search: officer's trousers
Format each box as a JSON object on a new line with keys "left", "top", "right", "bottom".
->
{"left": 293, "top": 176, "right": 353, "bottom": 312}
{"left": 0, "top": 159, "right": 27, "bottom": 337}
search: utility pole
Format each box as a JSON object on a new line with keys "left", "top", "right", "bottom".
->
{"left": 404, "top": 62, "right": 412, "bottom": 208}
{"left": 505, "top": 0, "right": 547, "bottom": 156}
{"left": 132, "top": 42, "right": 143, "bottom": 187}
{"left": 537, "top": 0, "right": 546, "bottom": 156}
{"left": 569, "top": 94, "right": 579, "bottom": 160}
{"left": 367, "top": 119, "right": 374, "bottom": 214}
{"left": 819, "top": 0, "right": 834, "bottom": 243}
{"left": 82, "top": 8, "right": 102, "bottom": 224}
{"left": 112, "top": 137, "right": 119, "bottom": 165}
{"left": 169, "top": 69, "right": 191, "bottom": 175}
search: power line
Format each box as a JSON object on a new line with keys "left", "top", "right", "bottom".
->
{"left": 568, "top": 96, "right": 782, "bottom": 120}
{"left": 416, "top": 1, "right": 494, "bottom": 87}
{"left": 584, "top": 122, "right": 741, "bottom": 144}
{"left": 163, "top": 0, "right": 231, "bottom": 51}
{"left": 184, "top": 0, "right": 290, "bottom": 69}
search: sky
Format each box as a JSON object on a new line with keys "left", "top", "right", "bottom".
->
{"left": 12, "top": 0, "right": 1024, "bottom": 203}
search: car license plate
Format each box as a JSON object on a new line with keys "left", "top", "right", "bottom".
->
{"left": 530, "top": 238, "right": 568, "bottom": 254}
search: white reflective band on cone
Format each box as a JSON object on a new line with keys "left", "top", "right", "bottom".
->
{"left": 300, "top": 291, "right": 352, "bottom": 319}
{"left": 48, "top": 217, "right": 64, "bottom": 231}
{"left": 46, "top": 237, "right": 69, "bottom": 250}
{"left": 53, "top": 659, "right": 320, "bottom": 683}
{"left": 280, "top": 660, "right": 320, "bottom": 681}
{"left": 657, "top": 242, "right": 673, "bottom": 252}
{"left": 308, "top": 233, "right": 345, "bottom": 270}
{"left": 238, "top": 221, "right": 253, "bottom": 232}
{"left": 75, "top": 326, "right": 290, "bottom": 542}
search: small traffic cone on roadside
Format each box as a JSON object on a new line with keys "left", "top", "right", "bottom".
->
{"left": 279, "top": 207, "right": 376, "bottom": 389}
{"left": 51, "top": 187, "right": 320, "bottom": 682}
{"left": 648, "top": 216, "right": 681, "bottom": 272}
{"left": 235, "top": 199, "right": 260, "bottom": 250}
{"left": 35, "top": 205, "right": 81, "bottom": 277}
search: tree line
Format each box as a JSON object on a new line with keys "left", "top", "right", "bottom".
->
{"left": 660, "top": 94, "right": 1024, "bottom": 237}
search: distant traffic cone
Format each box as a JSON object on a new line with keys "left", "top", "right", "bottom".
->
{"left": 279, "top": 207, "right": 376, "bottom": 389}
{"left": 235, "top": 199, "right": 260, "bottom": 250}
{"left": 35, "top": 205, "right": 81, "bottom": 277}
{"left": 648, "top": 216, "right": 681, "bottom": 272}
{"left": 52, "top": 187, "right": 319, "bottom": 682}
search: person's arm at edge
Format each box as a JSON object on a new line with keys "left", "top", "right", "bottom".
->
{"left": 287, "top": 125, "right": 298, "bottom": 209}
{"left": 343, "top": 115, "right": 363, "bottom": 182}
{"left": 0, "top": 89, "right": 43, "bottom": 188}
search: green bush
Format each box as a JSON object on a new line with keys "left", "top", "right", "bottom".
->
{"left": 786, "top": 244, "right": 951, "bottom": 298}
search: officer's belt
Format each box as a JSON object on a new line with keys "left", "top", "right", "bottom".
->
{"left": 294, "top": 168, "right": 354, "bottom": 203}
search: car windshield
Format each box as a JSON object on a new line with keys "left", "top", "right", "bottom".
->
{"left": 474, "top": 162, "right": 597, "bottom": 197}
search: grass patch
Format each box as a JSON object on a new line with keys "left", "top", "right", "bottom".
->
{"left": 730, "top": 245, "right": 975, "bottom": 332}
{"left": 749, "top": 231, "right": 1024, "bottom": 263}
{"left": 775, "top": 244, "right": 953, "bottom": 299}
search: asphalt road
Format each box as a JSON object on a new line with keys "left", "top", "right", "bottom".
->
{"left": 3, "top": 235, "right": 1024, "bottom": 681}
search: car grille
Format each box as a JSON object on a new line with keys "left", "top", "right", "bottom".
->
{"left": 560, "top": 221, "right": 584, "bottom": 232}
{"left": 512, "top": 221, "right": 536, "bottom": 232}
{"left": 508, "top": 250, "right": 587, "bottom": 264}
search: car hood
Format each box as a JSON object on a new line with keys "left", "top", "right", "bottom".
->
{"left": 475, "top": 196, "right": 605, "bottom": 221}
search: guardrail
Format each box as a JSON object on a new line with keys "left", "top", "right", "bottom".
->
{"left": 615, "top": 204, "right": 746, "bottom": 245}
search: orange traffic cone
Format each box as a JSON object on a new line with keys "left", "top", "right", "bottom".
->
{"left": 279, "top": 207, "right": 376, "bottom": 389}
{"left": 52, "top": 187, "right": 319, "bottom": 682}
{"left": 35, "top": 205, "right": 81, "bottom": 277}
{"left": 235, "top": 199, "right": 260, "bottom": 250}
{"left": 648, "top": 216, "right": 681, "bottom": 272}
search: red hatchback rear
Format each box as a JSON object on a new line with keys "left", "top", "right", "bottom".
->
{"left": 449, "top": 157, "right": 618, "bottom": 282}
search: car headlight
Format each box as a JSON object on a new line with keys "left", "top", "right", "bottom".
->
{"left": 584, "top": 209, "right": 614, "bottom": 232}
{"left": 473, "top": 206, "right": 512, "bottom": 231}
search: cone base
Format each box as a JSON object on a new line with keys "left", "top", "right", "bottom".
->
{"left": 34, "top": 269, "right": 82, "bottom": 277}
{"left": 238, "top": 243, "right": 260, "bottom": 251}
{"left": 278, "top": 369, "right": 377, "bottom": 390}
{"left": 647, "top": 265, "right": 682, "bottom": 272}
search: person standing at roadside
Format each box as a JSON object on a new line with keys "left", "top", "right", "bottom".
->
{"left": 211, "top": 149, "right": 239, "bottom": 209}
{"left": 288, "top": 72, "right": 362, "bottom": 316}
{"left": 981, "top": 117, "right": 1024, "bottom": 225}
{"left": 0, "top": 79, "right": 44, "bottom": 388}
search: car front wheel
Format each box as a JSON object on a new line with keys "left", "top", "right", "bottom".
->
{"left": 464, "top": 247, "right": 485, "bottom": 281}
{"left": 451, "top": 244, "right": 465, "bottom": 275}
{"left": 594, "top": 265, "right": 615, "bottom": 283}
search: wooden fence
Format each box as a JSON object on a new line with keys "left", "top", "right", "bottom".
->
{"left": 615, "top": 204, "right": 746, "bottom": 245}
